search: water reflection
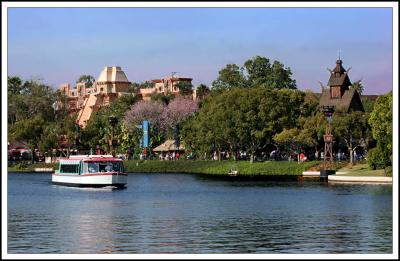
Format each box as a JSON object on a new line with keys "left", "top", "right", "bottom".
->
{"left": 8, "top": 173, "right": 392, "bottom": 254}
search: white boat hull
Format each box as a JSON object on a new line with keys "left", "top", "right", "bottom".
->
{"left": 52, "top": 173, "right": 127, "bottom": 188}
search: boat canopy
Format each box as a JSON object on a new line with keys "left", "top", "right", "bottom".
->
{"left": 59, "top": 155, "right": 122, "bottom": 162}
{"left": 59, "top": 160, "right": 81, "bottom": 165}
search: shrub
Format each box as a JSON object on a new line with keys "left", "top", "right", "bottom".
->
{"left": 384, "top": 166, "right": 392, "bottom": 177}
{"left": 367, "top": 148, "right": 391, "bottom": 170}
{"left": 123, "top": 160, "right": 320, "bottom": 175}
{"left": 15, "top": 162, "right": 29, "bottom": 170}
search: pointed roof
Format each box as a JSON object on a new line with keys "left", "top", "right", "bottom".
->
{"left": 97, "top": 66, "right": 130, "bottom": 83}
{"left": 319, "top": 58, "right": 364, "bottom": 112}
{"left": 327, "top": 59, "right": 352, "bottom": 88}
{"left": 319, "top": 88, "right": 364, "bottom": 112}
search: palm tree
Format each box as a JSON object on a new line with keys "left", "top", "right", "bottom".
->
{"left": 351, "top": 79, "right": 364, "bottom": 95}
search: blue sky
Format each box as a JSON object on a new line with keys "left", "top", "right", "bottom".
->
{"left": 7, "top": 7, "right": 393, "bottom": 94}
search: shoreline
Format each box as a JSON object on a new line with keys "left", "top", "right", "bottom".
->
{"left": 8, "top": 160, "right": 318, "bottom": 177}
{"left": 7, "top": 161, "right": 391, "bottom": 184}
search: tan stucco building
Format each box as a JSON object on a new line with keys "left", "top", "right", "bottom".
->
{"left": 59, "top": 66, "right": 131, "bottom": 128}
{"left": 136, "top": 76, "right": 193, "bottom": 101}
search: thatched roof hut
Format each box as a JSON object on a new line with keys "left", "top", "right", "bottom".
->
{"left": 152, "top": 139, "right": 185, "bottom": 152}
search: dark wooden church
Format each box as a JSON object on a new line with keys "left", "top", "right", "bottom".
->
{"left": 319, "top": 59, "right": 364, "bottom": 112}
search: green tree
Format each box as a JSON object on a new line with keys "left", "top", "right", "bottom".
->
{"left": 351, "top": 79, "right": 364, "bottom": 95}
{"left": 7, "top": 76, "right": 24, "bottom": 95}
{"left": 211, "top": 56, "right": 297, "bottom": 91}
{"left": 129, "top": 82, "right": 141, "bottom": 93}
{"left": 368, "top": 91, "right": 392, "bottom": 166}
{"left": 80, "top": 94, "right": 137, "bottom": 154}
{"left": 39, "top": 115, "right": 77, "bottom": 157}
{"left": 300, "top": 89, "right": 320, "bottom": 117}
{"left": 182, "top": 88, "right": 304, "bottom": 162}
{"left": 8, "top": 77, "right": 56, "bottom": 125}
{"left": 274, "top": 97, "right": 326, "bottom": 162}
{"left": 211, "top": 64, "right": 246, "bottom": 91}
{"left": 177, "top": 81, "right": 194, "bottom": 96}
{"left": 244, "top": 56, "right": 296, "bottom": 89}
{"left": 8, "top": 77, "right": 61, "bottom": 161}
{"left": 273, "top": 128, "right": 316, "bottom": 162}
{"left": 9, "top": 115, "right": 48, "bottom": 163}
{"left": 76, "top": 75, "right": 95, "bottom": 88}
{"left": 116, "top": 122, "right": 138, "bottom": 156}
{"left": 151, "top": 93, "right": 174, "bottom": 105}
{"left": 141, "top": 81, "right": 156, "bottom": 88}
{"left": 333, "top": 110, "right": 370, "bottom": 164}
{"left": 129, "top": 81, "right": 156, "bottom": 92}
{"left": 80, "top": 111, "right": 109, "bottom": 151}
{"left": 195, "top": 84, "right": 210, "bottom": 99}
{"left": 361, "top": 97, "right": 376, "bottom": 113}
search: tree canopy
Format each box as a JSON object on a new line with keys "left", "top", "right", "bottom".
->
{"left": 333, "top": 110, "right": 370, "bottom": 164}
{"left": 368, "top": 91, "right": 392, "bottom": 166}
{"left": 211, "top": 56, "right": 296, "bottom": 91}
{"left": 182, "top": 88, "right": 304, "bottom": 162}
{"left": 177, "top": 81, "right": 194, "bottom": 96}
{"left": 76, "top": 75, "right": 95, "bottom": 88}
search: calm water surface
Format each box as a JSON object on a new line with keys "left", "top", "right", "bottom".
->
{"left": 8, "top": 172, "right": 392, "bottom": 254}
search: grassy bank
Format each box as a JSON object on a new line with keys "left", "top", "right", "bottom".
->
{"left": 124, "top": 160, "right": 319, "bottom": 176}
{"left": 8, "top": 160, "right": 320, "bottom": 177}
{"left": 8, "top": 162, "right": 58, "bottom": 172}
{"left": 337, "top": 163, "right": 386, "bottom": 177}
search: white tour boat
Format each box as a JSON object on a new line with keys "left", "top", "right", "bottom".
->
{"left": 52, "top": 155, "right": 127, "bottom": 188}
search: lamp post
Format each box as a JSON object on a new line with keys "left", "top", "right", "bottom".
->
{"left": 74, "top": 123, "right": 81, "bottom": 154}
{"left": 320, "top": 106, "right": 336, "bottom": 179}
{"left": 108, "top": 115, "right": 118, "bottom": 156}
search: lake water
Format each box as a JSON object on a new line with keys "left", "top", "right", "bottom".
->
{"left": 7, "top": 172, "right": 392, "bottom": 254}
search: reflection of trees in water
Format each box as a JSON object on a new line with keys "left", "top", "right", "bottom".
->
{"left": 8, "top": 173, "right": 393, "bottom": 254}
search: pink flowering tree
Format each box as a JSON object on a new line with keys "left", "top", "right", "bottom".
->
{"left": 124, "top": 100, "right": 165, "bottom": 131}
{"left": 124, "top": 97, "right": 198, "bottom": 149}
{"left": 161, "top": 96, "right": 199, "bottom": 136}
{"left": 124, "top": 100, "right": 166, "bottom": 148}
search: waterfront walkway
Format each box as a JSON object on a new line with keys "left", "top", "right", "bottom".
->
{"left": 302, "top": 163, "right": 392, "bottom": 184}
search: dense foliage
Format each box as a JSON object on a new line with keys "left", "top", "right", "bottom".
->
{"left": 368, "top": 91, "right": 392, "bottom": 168}
{"left": 182, "top": 88, "right": 305, "bottom": 162}
{"left": 124, "top": 96, "right": 198, "bottom": 150}
{"left": 332, "top": 110, "right": 370, "bottom": 164}
{"left": 80, "top": 95, "right": 137, "bottom": 154}
{"left": 212, "top": 55, "right": 296, "bottom": 91}
{"left": 8, "top": 76, "right": 62, "bottom": 160}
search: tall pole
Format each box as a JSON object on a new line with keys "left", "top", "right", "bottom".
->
{"left": 321, "top": 106, "right": 336, "bottom": 179}
{"left": 323, "top": 121, "right": 333, "bottom": 170}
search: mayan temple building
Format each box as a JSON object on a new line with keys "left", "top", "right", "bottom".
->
{"left": 58, "top": 66, "right": 197, "bottom": 129}
{"left": 319, "top": 58, "right": 364, "bottom": 112}
{"left": 59, "top": 66, "right": 131, "bottom": 128}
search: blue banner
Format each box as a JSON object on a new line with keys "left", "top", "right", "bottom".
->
{"left": 143, "top": 120, "right": 149, "bottom": 148}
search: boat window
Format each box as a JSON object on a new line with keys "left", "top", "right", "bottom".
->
{"left": 112, "top": 162, "right": 122, "bottom": 172}
{"left": 99, "top": 162, "right": 113, "bottom": 172}
{"left": 88, "top": 162, "right": 99, "bottom": 173}
{"left": 82, "top": 162, "right": 89, "bottom": 174}
{"left": 84, "top": 161, "right": 123, "bottom": 173}
{"left": 60, "top": 164, "right": 79, "bottom": 174}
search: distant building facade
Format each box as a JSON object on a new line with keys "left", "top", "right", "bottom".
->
{"left": 136, "top": 76, "right": 193, "bottom": 101}
{"left": 319, "top": 59, "right": 364, "bottom": 112}
{"left": 58, "top": 66, "right": 131, "bottom": 128}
